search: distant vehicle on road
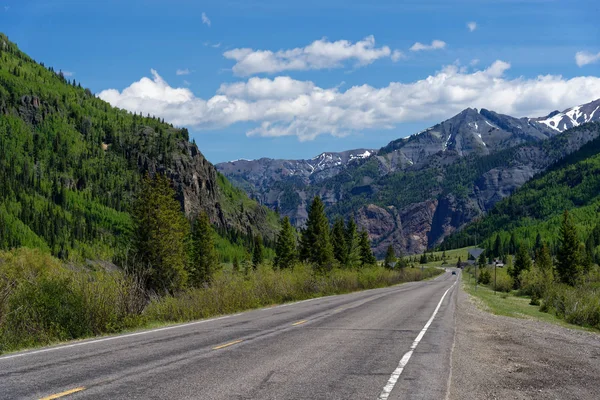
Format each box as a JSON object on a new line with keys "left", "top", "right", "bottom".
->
{"left": 451, "top": 271, "right": 457, "bottom": 275}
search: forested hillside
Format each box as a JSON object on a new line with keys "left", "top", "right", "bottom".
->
{"left": 0, "top": 33, "right": 279, "bottom": 261}
{"left": 441, "top": 122, "right": 600, "bottom": 260}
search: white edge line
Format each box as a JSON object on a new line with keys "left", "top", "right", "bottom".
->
{"left": 378, "top": 281, "right": 456, "bottom": 400}
{"left": 2, "top": 296, "right": 323, "bottom": 361}
{"left": 0, "top": 315, "right": 232, "bottom": 361}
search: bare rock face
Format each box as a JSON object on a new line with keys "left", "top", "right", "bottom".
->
{"left": 140, "top": 130, "right": 278, "bottom": 240}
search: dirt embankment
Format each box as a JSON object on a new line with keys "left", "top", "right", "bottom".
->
{"left": 449, "top": 288, "right": 600, "bottom": 400}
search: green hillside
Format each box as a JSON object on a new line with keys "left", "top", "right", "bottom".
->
{"left": 0, "top": 33, "right": 278, "bottom": 261}
{"left": 441, "top": 122, "right": 600, "bottom": 257}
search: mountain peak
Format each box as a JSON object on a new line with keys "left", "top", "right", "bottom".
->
{"left": 535, "top": 98, "right": 600, "bottom": 132}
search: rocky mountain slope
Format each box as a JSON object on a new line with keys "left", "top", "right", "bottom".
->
{"left": 218, "top": 98, "right": 600, "bottom": 256}
{"left": 0, "top": 33, "right": 279, "bottom": 259}
{"left": 442, "top": 122, "right": 600, "bottom": 253}
{"left": 216, "top": 149, "right": 374, "bottom": 225}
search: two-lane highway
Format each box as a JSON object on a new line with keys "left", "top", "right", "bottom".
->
{"left": 0, "top": 269, "right": 459, "bottom": 400}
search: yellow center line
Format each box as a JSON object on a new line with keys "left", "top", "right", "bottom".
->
{"left": 212, "top": 339, "right": 243, "bottom": 350}
{"left": 292, "top": 320, "right": 307, "bottom": 326}
{"left": 39, "top": 387, "right": 85, "bottom": 400}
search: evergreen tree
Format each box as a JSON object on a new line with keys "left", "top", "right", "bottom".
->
{"left": 419, "top": 253, "right": 428, "bottom": 264}
{"left": 133, "top": 174, "right": 189, "bottom": 292}
{"left": 358, "top": 230, "right": 377, "bottom": 267}
{"left": 190, "top": 211, "right": 219, "bottom": 286}
{"left": 331, "top": 217, "right": 347, "bottom": 265}
{"left": 252, "top": 235, "right": 264, "bottom": 269}
{"left": 299, "top": 197, "right": 334, "bottom": 271}
{"left": 493, "top": 234, "right": 503, "bottom": 258}
{"left": 274, "top": 216, "right": 297, "bottom": 270}
{"left": 456, "top": 256, "right": 462, "bottom": 268}
{"left": 534, "top": 233, "right": 543, "bottom": 252}
{"left": 232, "top": 256, "right": 240, "bottom": 273}
{"left": 511, "top": 245, "right": 532, "bottom": 288}
{"left": 509, "top": 233, "right": 517, "bottom": 255}
{"left": 535, "top": 243, "right": 552, "bottom": 272}
{"left": 478, "top": 252, "right": 487, "bottom": 270}
{"left": 556, "top": 210, "right": 582, "bottom": 286}
{"left": 345, "top": 217, "right": 360, "bottom": 268}
{"left": 384, "top": 245, "right": 396, "bottom": 269}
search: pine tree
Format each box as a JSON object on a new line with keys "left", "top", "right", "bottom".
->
{"left": 299, "top": 197, "right": 334, "bottom": 271}
{"left": 331, "top": 217, "right": 347, "bottom": 266}
{"left": 534, "top": 233, "right": 543, "bottom": 252}
{"left": 232, "top": 256, "right": 240, "bottom": 273}
{"left": 384, "top": 245, "right": 396, "bottom": 269}
{"left": 556, "top": 210, "right": 582, "bottom": 286}
{"left": 358, "top": 230, "right": 376, "bottom": 267}
{"left": 274, "top": 216, "right": 297, "bottom": 269}
{"left": 478, "top": 252, "right": 487, "bottom": 270}
{"left": 511, "top": 245, "right": 532, "bottom": 288}
{"left": 420, "top": 253, "right": 428, "bottom": 264}
{"left": 133, "top": 173, "right": 189, "bottom": 292}
{"left": 345, "top": 217, "right": 360, "bottom": 268}
{"left": 509, "top": 233, "right": 517, "bottom": 255}
{"left": 190, "top": 211, "right": 219, "bottom": 286}
{"left": 493, "top": 234, "right": 503, "bottom": 258}
{"left": 252, "top": 234, "right": 264, "bottom": 269}
{"left": 456, "top": 256, "right": 462, "bottom": 268}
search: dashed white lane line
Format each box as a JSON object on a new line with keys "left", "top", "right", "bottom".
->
{"left": 0, "top": 315, "right": 232, "bottom": 361}
{"left": 377, "top": 281, "right": 456, "bottom": 400}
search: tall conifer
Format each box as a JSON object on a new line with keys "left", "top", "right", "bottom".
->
{"left": 274, "top": 216, "right": 297, "bottom": 269}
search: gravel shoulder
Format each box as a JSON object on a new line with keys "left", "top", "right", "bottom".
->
{"left": 449, "top": 284, "right": 600, "bottom": 400}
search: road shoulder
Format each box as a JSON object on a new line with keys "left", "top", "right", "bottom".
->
{"left": 449, "top": 284, "right": 600, "bottom": 400}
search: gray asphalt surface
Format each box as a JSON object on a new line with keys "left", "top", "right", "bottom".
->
{"left": 0, "top": 270, "right": 459, "bottom": 400}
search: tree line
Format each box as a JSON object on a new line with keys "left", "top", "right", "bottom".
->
{"left": 133, "top": 176, "right": 382, "bottom": 292}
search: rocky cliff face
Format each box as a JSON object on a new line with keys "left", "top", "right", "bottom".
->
{"left": 144, "top": 133, "right": 278, "bottom": 240}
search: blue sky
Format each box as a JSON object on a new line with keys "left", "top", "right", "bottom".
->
{"left": 1, "top": 0, "right": 600, "bottom": 163}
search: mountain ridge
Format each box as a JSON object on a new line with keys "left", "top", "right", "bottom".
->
{"left": 217, "top": 98, "right": 600, "bottom": 256}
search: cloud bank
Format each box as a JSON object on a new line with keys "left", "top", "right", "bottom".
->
{"left": 223, "top": 36, "right": 400, "bottom": 76}
{"left": 98, "top": 61, "right": 600, "bottom": 141}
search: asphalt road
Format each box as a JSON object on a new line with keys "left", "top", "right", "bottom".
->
{"left": 0, "top": 269, "right": 459, "bottom": 400}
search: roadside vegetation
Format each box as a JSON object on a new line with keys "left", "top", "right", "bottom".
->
{"left": 458, "top": 210, "right": 600, "bottom": 331}
{"left": 0, "top": 248, "right": 441, "bottom": 354}
{"left": 0, "top": 178, "right": 442, "bottom": 354}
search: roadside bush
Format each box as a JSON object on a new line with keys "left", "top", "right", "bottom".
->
{"left": 488, "top": 267, "right": 513, "bottom": 293}
{"left": 478, "top": 268, "right": 491, "bottom": 285}
{"left": 542, "top": 284, "right": 600, "bottom": 329}
{"left": 144, "top": 264, "right": 442, "bottom": 324}
{"left": 0, "top": 248, "right": 146, "bottom": 353}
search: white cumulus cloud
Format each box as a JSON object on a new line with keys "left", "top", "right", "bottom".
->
{"left": 467, "top": 22, "right": 477, "bottom": 32}
{"left": 410, "top": 40, "right": 447, "bottom": 52}
{"left": 202, "top": 12, "right": 211, "bottom": 27}
{"left": 98, "top": 62, "right": 600, "bottom": 142}
{"left": 575, "top": 51, "right": 600, "bottom": 67}
{"left": 223, "top": 36, "right": 400, "bottom": 76}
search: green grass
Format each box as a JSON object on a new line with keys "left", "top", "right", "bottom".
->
{"left": 461, "top": 269, "right": 595, "bottom": 331}
{"left": 404, "top": 246, "right": 475, "bottom": 268}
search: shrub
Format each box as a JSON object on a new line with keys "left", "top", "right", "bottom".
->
{"left": 542, "top": 284, "right": 600, "bottom": 329}
{"left": 478, "top": 268, "right": 491, "bottom": 285}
